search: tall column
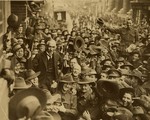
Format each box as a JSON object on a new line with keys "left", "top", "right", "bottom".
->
{"left": 112, "top": 0, "right": 123, "bottom": 13}
{"left": 119, "top": 0, "right": 131, "bottom": 14}
{"left": 106, "top": 0, "right": 116, "bottom": 12}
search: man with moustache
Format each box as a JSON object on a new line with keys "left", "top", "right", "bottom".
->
{"left": 32, "top": 40, "right": 63, "bottom": 92}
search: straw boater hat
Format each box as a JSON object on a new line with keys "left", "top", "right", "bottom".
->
{"left": 25, "top": 69, "right": 41, "bottom": 81}
{"left": 9, "top": 87, "right": 47, "bottom": 120}
{"left": 14, "top": 77, "right": 32, "bottom": 90}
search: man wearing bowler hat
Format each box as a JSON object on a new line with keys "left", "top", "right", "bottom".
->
{"left": 32, "top": 40, "right": 63, "bottom": 93}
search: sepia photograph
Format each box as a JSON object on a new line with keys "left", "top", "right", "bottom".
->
{"left": 0, "top": 0, "right": 150, "bottom": 120}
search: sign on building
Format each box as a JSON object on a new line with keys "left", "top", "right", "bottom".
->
{"left": 54, "top": 11, "right": 66, "bottom": 21}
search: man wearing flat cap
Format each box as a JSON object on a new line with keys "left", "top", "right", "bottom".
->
{"left": 32, "top": 40, "right": 63, "bottom": 93}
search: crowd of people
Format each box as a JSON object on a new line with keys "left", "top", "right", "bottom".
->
{"left": 1, "top": 2, "right": 150, "bottom": 120}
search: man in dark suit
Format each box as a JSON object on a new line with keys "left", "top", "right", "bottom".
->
{"left": 32, "top": 40, "right": 63, "bottom": 92}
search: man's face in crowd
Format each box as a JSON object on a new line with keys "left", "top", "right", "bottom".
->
{"left": 123, "top": 66, "right": 131, "bottom": 72}
{"left": 15, "top": 63, "right": 21, "bottom": 74}
{"left": 18, "top": 38, "right": 24, "bottom": 45}
{"left": 72, "top": 67, "right": 81, "bottom": 77}
{"left": 132, "top": 53, "right": 139, "bottom": 61}
{"left": 101, "top": 99, "right": 118, "bottom": 112}
{"left": 39, "top": 45, "right": 46, "bottom": 52}
{"left": 47, "top": 41, "right": 56, "bottom": 54}
{"left": 16, "top": 48, "right": 24, "bottom": 58}
{"left": 63, "top": 83, "right": 72, "bottom": 91}
{"left": 44, "top": 28, "right": 49, "bottom": 34}
{"left": 31, "top": 77, "right": 39, "bottom": 87}
{"left": 18, "top": 26, "right": 23, "bottom": 33}
{"left": 71, "top": 31, "right": 76, "bottom": 36}
{"left": 80, "top": 83, "right": 92, "bottom": 93}
{"left": 131, "top": 76, "right": 139, "bottom": 87}
{"left": 127, "top": 20, "right": 132, "bottom": 28}
{"left": 70, "top": 58, "right": 78, "bottom": 68}
{"left": 122, "top": 93, "right": 133, "bottom": 107}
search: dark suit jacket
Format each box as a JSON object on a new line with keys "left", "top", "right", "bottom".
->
{"left": 32, "top": 51, "right": 63, "bottom": 84}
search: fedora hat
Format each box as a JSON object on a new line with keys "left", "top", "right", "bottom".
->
{"left": 2, "top": 59, "right": 11, "bottom": 69}
{"left": 12, "top": 43, "right": 22, "bottom": 53}
{"left": 132, "top": 97, "right": 145, "bottom": 107}
{"left": 48, "top": 112, "right": 61, "bottom": 120}
{"left": 97, "top": 80, "right": 119, "bottom": 99}
{"left": 78, "top": 76, "right": 96, "bottom": 84}
{"left": 101, "top": 59, "right": 112, "bottom": 65}
{"left": 132, "top": 70, "right": 143, "bottom": 83}
{"left": 88, "top": 45, "right": 102, "bottom": 55}
{"left": 74, "top": 36, "right": 85, "bottom": 51}
{"left": 14, "top": 77, "right": 32, "bottom": 89}
{"left": 133, "top": 106, "right": 150, "bottom": 120}
{"left": 114, "top": 107, "right": 133, "bottom": 120}
{"left": 89, "top": 69, "right": 97, "bottom": 75}
{"left": 42, "top": 89, "right": 61, "bottom": 104}
{"left": 119, "top": 87, "right": 135, "bottom": 99}
{"left": 133, "top": 106, "right": 144, "bottom": 114}
{"left": 102, "top": 65, "right": 113, "bottom": 70}
{"left": 120, "top": 62, "right": 134, "bottom": 70}
{"left": 7, "top": 13, "right": 19, "bottom": 28}
{"left": 25, "top": 69, "right": 41, "bottom": 81}
{"left": 133, "top": 96, "right": 150, "bottom": 111}
{"left": 115, "top": 57, "right": 125, "bottom": 63}
{"left": 120, "top": 70, "right": 133, "bottom": 76}
{"left": 107, "top": 69, "right": 122, "bottom": 77}
{"left": 9, "top": 87, "right": 47, "bottom": 120}
{"left": 60, "top": 74, "right": 75, "bottom": 83}
{"left": 34, "top": 112, "right": 54, "bottom": 120}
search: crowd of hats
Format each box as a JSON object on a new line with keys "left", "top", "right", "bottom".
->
{"left": 1, "top": 3, "right": 150, "bottom": 120}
